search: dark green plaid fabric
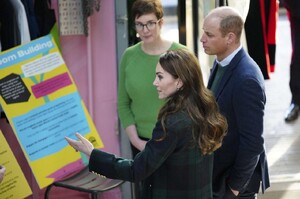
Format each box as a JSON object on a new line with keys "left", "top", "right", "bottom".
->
{"left": 89, "top": 111, "right": 213, "bottom": 199}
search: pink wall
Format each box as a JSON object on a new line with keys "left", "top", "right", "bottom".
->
{"left": 54, "top": 1, "right": 122, "bottom": 198}
{"left": 57, "top": 1, "right": 121, "bottom": 156}
{"left": 0, "top": 1, "right": 122, "bottom": 198}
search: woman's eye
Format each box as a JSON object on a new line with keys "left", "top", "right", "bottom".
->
{"left": 135, "top": 23, "right": 143, "bottom": 28}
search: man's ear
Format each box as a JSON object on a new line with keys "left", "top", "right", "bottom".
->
{"left": 226, "top": 32, "right": 236, "bottom": 45}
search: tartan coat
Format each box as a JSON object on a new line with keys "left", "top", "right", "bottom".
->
{"left": 89, "top": 111, "right": 213, "bottom": 199}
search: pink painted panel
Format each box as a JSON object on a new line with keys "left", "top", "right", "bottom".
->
{"left": 0, "top": 1, "right": 121, "bottom": 198}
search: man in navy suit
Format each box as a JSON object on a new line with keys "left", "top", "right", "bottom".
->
{"left": 201, "top": 6, "right": 270, "bottom": 199}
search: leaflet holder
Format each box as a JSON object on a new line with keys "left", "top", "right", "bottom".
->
{"left": 44, "top": 166, "right": 124, "bottom": 199}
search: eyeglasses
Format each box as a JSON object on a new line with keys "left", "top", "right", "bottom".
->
{"left": 134, "top": 19, "right": 161, "bottom": 31}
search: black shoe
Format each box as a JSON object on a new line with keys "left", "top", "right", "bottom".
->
{"left": 285, "top": 103, "right": 300, "bottom": 122}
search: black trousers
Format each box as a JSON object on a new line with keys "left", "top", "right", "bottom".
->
{"left": 286, "top": 5, "right": 300, "bottom": 104}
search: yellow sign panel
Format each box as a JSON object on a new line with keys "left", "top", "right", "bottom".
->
{"left": 0, "top": 35, "right": 103, "bottom": 188}
{"left": 0, "top": 130, "right": 32, "bottom": 199}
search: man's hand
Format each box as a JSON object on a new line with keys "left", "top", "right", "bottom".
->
{"left": 230, "top": 187, "right": 239, "bottom": 196}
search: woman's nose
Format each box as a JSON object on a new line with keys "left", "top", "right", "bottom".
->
{"left": 153, "top": 78, "right": 158, "bottom": 86}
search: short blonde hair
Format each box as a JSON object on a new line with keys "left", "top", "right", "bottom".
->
{"left": 210, "top": 6, "right": 244, "bottom": 40}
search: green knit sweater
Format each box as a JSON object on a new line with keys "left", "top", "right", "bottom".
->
{"left": 117, "top": 42, "right": 186, "bottom": 139}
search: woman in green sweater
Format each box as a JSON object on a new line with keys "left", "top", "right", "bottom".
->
{"left": 118, "top": 0, "right": 186, "bottom": 156}
{"left": 118, "top": 2, "right": 186, "bottom": 197}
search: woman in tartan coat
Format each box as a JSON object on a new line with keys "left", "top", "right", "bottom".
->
{"left": 66, "top": 48, "right": 227, "bottom": 199}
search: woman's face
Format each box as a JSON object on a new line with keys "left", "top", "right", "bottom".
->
{"left": 153, "top": 63, "right": 182, "bottom": 99}
{"left": 134, "top": 13, "right": 162, "bottom": 44}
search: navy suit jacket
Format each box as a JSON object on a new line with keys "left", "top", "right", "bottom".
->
{"left": 207, "top": 48, "right": 270, "bottom": 198}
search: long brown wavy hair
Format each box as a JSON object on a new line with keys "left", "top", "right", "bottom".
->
{"left": 157, "top": 48, "right": 227, "bottom": 155}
